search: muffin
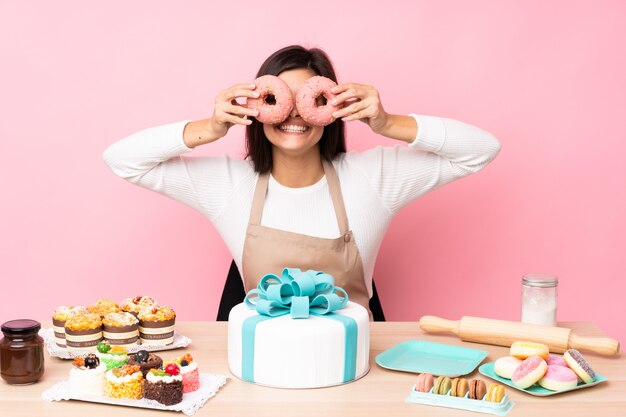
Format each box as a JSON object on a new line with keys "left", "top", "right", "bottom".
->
{"left": 127, "top": 350, "right": 164, "bottom": 377}
{"left": 104, "top": 364, "right": 143, "bottom": 400}
{"left": 138, "top": 306, "right": 176, "bottom": 345}
{"left": 120, "top": 296, "right": 157, "bottom": 317}
{"left": 88, "top": 299, "right": 120, "bottom": 318}
{"left": 52, "top": 306, "right": 88, "bottom": 347}
{"left": 64, "top": 313, "right": 103, "bottom": 350}
{"left": 102, "top": 312, "right": 139, "bottom": 347}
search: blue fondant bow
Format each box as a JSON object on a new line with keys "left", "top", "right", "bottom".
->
{"left": 244, "top": 268, "right": 349, "bottom": 319}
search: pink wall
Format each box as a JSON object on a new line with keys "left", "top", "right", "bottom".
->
{"left": 1, "top": 1, "right": 625, "bottom": 344}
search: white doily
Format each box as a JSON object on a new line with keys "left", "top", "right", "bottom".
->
{"left": 41, "top": 328, "right": 192, "bottom": 359}
{"left": 42, "top": 373, "right": 228, "bottom": 416}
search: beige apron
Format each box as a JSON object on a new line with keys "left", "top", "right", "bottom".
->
{"left": 242, "top": 160, "right": 372, "bottom": 320}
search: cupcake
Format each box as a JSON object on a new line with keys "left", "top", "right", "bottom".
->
{"left": 88, "top": 299, "right": 120, "bottom": 318}
{"left": 120, "top": 296, "right": 157, "bottom": 317}
{"left": 138, "top": 306, "right": 176, "bottom": 345}
{"left": 104, "top": 364, "right": 143, "bottom": 400}
{"left": 166, "top": 353, "right": 199, "bottom": 393}
{"left": 127, "top": 350, "right": 163, "bottom": 377}
{"left": 69, "top": 354, "right": 106, "bottom": 396}
{"left": 96, "top": 342, "right": 129, "bottom": 371}
{"left": 102, "top": 312, "right": 139, "bottom": 347}
{"left": 64, "top": 313, "right": 102, "bottom": 350}
{"left": 52, "top": 306, "right": 88, "bottom": 347}
{"left": 143, "top": 364, "right": 183, "bottom": 405}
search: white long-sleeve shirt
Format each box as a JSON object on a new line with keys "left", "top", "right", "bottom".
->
{"left": 103, "top": 114, "right": 501, "bottom": 296}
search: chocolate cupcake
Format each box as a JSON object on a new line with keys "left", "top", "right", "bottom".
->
{"left": 138, "top": 306, "right": 176, "bottom": 346}
{"left": 143, "top": 367, "right": 183, "bottom": 405}
{"left": 52, "top": 306, "right": 87, "bottom": 347}
{"left": 127, "top": 350, "right": 163, "bottom": 377}
{"left": 102, "top": 312, "right": 139, "bottom": 347}
{"left": 120, "top": 296, "right": 157, "bottom": 318}
{"left": 65, "top": 313, "right": 103, "bottom": 350}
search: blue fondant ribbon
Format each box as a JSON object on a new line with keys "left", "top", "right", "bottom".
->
{"left": 241, "top": 268, "right": 358, "bottom": 384}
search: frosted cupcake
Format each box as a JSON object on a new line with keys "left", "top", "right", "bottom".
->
{"left": 52, "top": 306, "right": 88, "bottom": 347}
{"left": 138, "top": 306, "right": 176, "bottom": 345}
{"left": 104, "top": 364, "right": 143, "bottom": 400}
{"left": 143, "top": 365, "right": 183, "bottom": 405}
{"left": 127, "top": 350, "right": 163, "bottom": 377}
{"left": 88, "top": 299, "right": 120, "bottom": 318}
{"left": 96, "top": 342, "right": 129, "bottom": 371}
{"left": 64, "top": 313, "right": 102, "bottom": 350}
{"left": 165, "top": 353, "right": 199, "bottom": 393}
{"left": 120, "top": 296, "right": 157, "bottom": 317}
{"left": 69, "top": 354, "right": 106, "bottom": 396}
{"left": 102, "top": 312, "right": 139, "bottom": 347}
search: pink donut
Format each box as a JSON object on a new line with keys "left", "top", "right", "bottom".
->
{"left": 546, "top": 354, "right": 568, "bottom": 368}
{"left": 538, "top": 365, "right": 578, "bottom": 391}
{"left": 246, "top": 75, "right": 293, "bottom": 124}
{"left": 295, "top": 76, "right": 340, "bottom": 126}
{"left": 511, "top": 356, "right": 547, "bottom": 389}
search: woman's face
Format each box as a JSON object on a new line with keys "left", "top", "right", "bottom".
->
{"left": 263, "top": 68, "right": 325, "bottom": 158}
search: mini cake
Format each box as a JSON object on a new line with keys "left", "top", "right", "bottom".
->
{"left": 138, "top": 306, "right": 176, "bottom": 345}
{"left": 165, "top": 353, "right": 200, "bottom": 393}
{"left": 88, "top": 299, "right": 121, "bottom": 318}
{"left": 69, "top": 354, "right": 106, "bottom": 396}
{"left": 143, "top": 364, "right": 183, "bottom": 405}
{"left": 97, "top": 342, "right": 129, "bottom": 371}
{"left": 127, "top": 350, "right": 163, "bottom": 377}
{"left": 120, "top": 296, "right": 157, "bottom": 317}
{"left": 64, "top": 313, "right": 102, "bottom": 350}
{"left": 52, "top": 306, "right": 88, "bottom": 347}
{"left": 102, "top": 312, "right": 139, "bottom": 347}
{"left": 104, "top": 364, "right": 143, "bottom": 400}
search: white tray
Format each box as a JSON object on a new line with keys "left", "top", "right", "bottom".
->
{"left": 41, "top": 328, "right": 192, "bottom": 359}
{"left": 42, "top": 373, "right": 227, "bottom": 416}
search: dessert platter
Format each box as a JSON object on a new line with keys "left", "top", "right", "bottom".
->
{"left": 45, "top": 297, "right": 191, "bottom": 359}
{"left": 43, "top": 349, "right": 227, "bottom": 415}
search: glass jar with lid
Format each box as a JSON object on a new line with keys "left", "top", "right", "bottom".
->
{"left": 521, "top": 274, "right": 558, "bottom": 327}
{"left": 0, "top": 319, "right": 45, "bottom": 385}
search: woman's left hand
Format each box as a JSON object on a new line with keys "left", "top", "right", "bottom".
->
{"left": 330, "top": 83, "right": 389, "bottom": 134}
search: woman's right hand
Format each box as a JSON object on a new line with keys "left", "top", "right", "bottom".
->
{"left": 183, "top": 83, "right": 260, "bottom": 148}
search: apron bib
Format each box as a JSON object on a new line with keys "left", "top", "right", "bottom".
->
{"left": 241, "top": 160, "right": 372, "bottom": 320}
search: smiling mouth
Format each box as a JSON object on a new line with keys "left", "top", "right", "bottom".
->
{"left": 277, "top": 123, "right": 310, "bottom": 133}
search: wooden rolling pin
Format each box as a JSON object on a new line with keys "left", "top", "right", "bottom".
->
{"left": 419, "top": 315, "right": 620, "bottom": 356}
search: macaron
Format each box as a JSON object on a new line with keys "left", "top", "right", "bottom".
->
{"left": 469, "top": 379, "right": 487, "bottom": 400}
{"left": 546, "top": 354, "right": 568, "bottom": 368}
{"left": 563, "top": 349, "right": 596, "bottom": 383}
{"left": 510, "top": 341, "right": 550, "bottom": 360}
{"left": 494, "top": 356, "right": 522, "bottom": 379}
{"left": 450, "top": 377, "right": 469, "bottom": 397}
{"left": 433, "top": 375, "right": 452, "bottom": 395}
{"left": 486, "top": 383, "right": 506, "bottom": 402}
{"left": 415, "top": 373, "right": 434, "bottom": 393}
{"left": 511, "top": 356, "right": 547, "bottom": 389}
{"left": 538, "top": 365, "right": 578, "bottom": 391}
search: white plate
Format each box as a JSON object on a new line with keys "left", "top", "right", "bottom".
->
{"left": 42, "top": 373, "right": 228, "bottom": 416}
{"left": 41, "top": 328, "right": 192, "bottom": 359}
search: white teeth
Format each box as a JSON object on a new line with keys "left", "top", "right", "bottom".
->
{"left": 278, "top": 124, "right": 308, "bottom": 133}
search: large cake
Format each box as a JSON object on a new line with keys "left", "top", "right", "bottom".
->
{"left": 228, "top": 268, "right": 370, "bottom": 389}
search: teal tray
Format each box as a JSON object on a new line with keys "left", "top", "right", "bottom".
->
{"left": 406, "top": 385, "right": 515, "bottom": 416}
{"left": 479, "top": 362, "right": 608, "bottom": 396}
{"left": 375, "top": 340, "right": 488, "bottom": 377}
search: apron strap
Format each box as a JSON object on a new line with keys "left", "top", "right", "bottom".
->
{"left": 248, "top": 160, "right": 350, "bottom": 235}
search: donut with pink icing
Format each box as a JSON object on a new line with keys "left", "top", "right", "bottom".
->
{"left": 246, "top": 75, "right": 293, "bottom": 124}
{"left": 295, "top": 76, "right": 340, "bottom": 126}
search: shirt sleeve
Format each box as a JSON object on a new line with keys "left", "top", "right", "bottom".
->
{"left": 102, "top": 121, "right": 252, "bottom": 219}
{"left": 345, "top": 114, "right": 501, "bottom": 214}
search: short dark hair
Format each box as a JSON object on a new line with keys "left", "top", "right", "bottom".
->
{"left": 245, "top": 45, "right": 346, "bottom": 173}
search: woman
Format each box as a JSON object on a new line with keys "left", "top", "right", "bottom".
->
{"left": 103, "top": 45, "right": 501, "bottom": 321}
